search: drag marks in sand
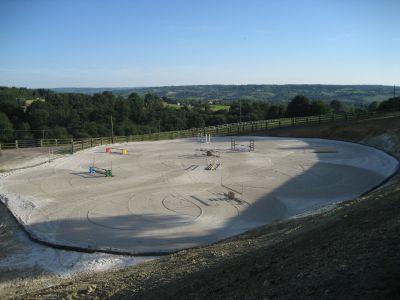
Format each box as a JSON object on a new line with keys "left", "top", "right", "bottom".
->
{"left": 0, "top": 136, "right": 398, "bottom": 254}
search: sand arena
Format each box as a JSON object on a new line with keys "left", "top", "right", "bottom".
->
{"left": 0, "top": 136, "right": 398, "bottom": 254}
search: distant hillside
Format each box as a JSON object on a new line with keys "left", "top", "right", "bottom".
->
{"left": 52, "top": 84, "right": 396, "bottom": 104}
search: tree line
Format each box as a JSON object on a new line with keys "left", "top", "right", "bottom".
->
{"left": 0, "top": 86, "right": 399, "bottom": 141}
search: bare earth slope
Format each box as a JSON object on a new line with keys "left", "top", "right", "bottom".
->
{"left": 11, "top": 117, "right": 400, "bottom": 299}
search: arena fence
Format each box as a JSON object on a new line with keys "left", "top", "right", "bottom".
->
{"left": 1, "top": 111, "right": 399, "bottom": 153}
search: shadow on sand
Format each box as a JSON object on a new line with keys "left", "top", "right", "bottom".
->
{"left": 1, "top": 138, "right": 398, "bottom": 256}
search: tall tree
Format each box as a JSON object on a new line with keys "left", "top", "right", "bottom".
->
{"left": 287, "top": 95, "right": 311, "bottom": 117}
{"left": 310, "top": 100, "right": 331, "bottom": 115}
{"left": 0, "top": 112, "right": 14, "bottom": 140}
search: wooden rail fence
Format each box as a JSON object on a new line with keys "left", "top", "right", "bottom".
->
{"left": 1, "top": 111, "right": 399, "bottom": 153}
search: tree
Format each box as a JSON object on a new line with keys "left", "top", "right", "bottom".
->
{"left": 128, "top": 93, "right": 145, "bottom": 123}
{"left": 187, "top": 111, "right": 205, "bottom": 128}
{"left": 267, "top": 105, "right": 285, "bottom": 119}
{"left": 330, "top": 100, "right": 343, "bottom": 113}
{"left": 206, "top": 114, "right": 227, "bottom": 126}
{"left": 310, "top": 100, "right": 331, "bottom": 115}
{"left": 0, "top": 112, "right": 14, "bottom": 141}
{"left": 26, "top": 101, "right": 50, "bottom": 129}
{"left": 286, "top": 95, "right": 311, "bottom": 117}
{"left": 368, "top": 101, "right": 379, "bottom": 112}
{"left": 378, "top": 97, "right": 400, "bottom": 112}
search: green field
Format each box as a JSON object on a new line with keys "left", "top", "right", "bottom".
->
{"left": 165, "top": 103, "right": 182, "bottom": 109}
{"left": 54, "top": 84, "right": 396, "bottom": 104}
{"left": 165, "top": 103, "right": 230, "bottom": 111}
{"left": 210, "top": 104, "right": 230, "bottom": 112}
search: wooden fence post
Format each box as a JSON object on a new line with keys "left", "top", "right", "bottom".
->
{"left": 71, "top": 138, "right": 74, "bottom": 153}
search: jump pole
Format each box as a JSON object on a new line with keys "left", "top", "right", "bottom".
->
{"left": 249, "top": 139, "right": 255, "bottom": 152}
{"left": 205, "top": 134, "right": 211, "bottom": 143}
{"left": 231, "top": 138, "right": 236, "bottom": 151}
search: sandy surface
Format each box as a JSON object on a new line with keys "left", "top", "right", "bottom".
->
{"left": 0, "top": 136, "right": 397, "bottom": 255}
{"left": 0, "top": 150, "right": 155, "bottom": 298}
{"left": 0, "top": 148, "right": 57, "bottom": 171}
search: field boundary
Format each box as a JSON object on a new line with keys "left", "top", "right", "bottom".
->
{"left": 1, "top": 111, "right": 399, "bottom": 153}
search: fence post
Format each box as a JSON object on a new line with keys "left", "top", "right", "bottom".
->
{"left": 40, "top": 139, "right": 43, "bottom": 147}
{"left": 90, "top": 138, "right": 93, "bottom": 148}
{"left": 71, "top": 138, "right": 74, "bottom": 154}
{"left": 55, "top": 139, "right": 58, "bottom": 147}
{"left": 15, "top": 140, "right": 19, "bottom": 149}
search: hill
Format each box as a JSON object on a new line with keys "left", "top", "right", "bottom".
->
{"left": 52, "top": 84, "right": 396, "bottom": 104}
{"left": 15, "top": 116, "right": 400, "bottom": 300}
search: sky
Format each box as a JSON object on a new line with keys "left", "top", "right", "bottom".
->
{"left": 0, "top": 0, "right": 399, "bottom": 88}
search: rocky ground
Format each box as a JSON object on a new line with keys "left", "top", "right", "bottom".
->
{"left": 3, "top": 116, "right": 400, "bottom": 299}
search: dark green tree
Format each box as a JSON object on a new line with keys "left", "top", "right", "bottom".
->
{"left": 330, "top": 100, "right": 344, "bottom": 113}
{"left": 287, "top": 95, "right": 311, "bottom": 117}
{"left": 379, "top": 97, "right": 400, "bottom": 111}
{"left": 310, "top": 100, "right": 331, "bottom": 115}
{"left": 0, "top": 112, "right": 14, "bottom": 141}
{"left": 368, "top": 101, "right": 379, "bottom": 112}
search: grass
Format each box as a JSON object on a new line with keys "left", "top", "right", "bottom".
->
{"left": 210, "top": 105, "right": 230, "bottom": 112}
{"left": 164, "top": 102, "right": 230, "bottom": 112}
{"left": 165, "top": 103, "right": 182, "bottom": 109}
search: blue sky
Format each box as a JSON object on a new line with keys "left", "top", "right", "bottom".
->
{"left": 0, "top": 0, "right": 399, "bottom": 88}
